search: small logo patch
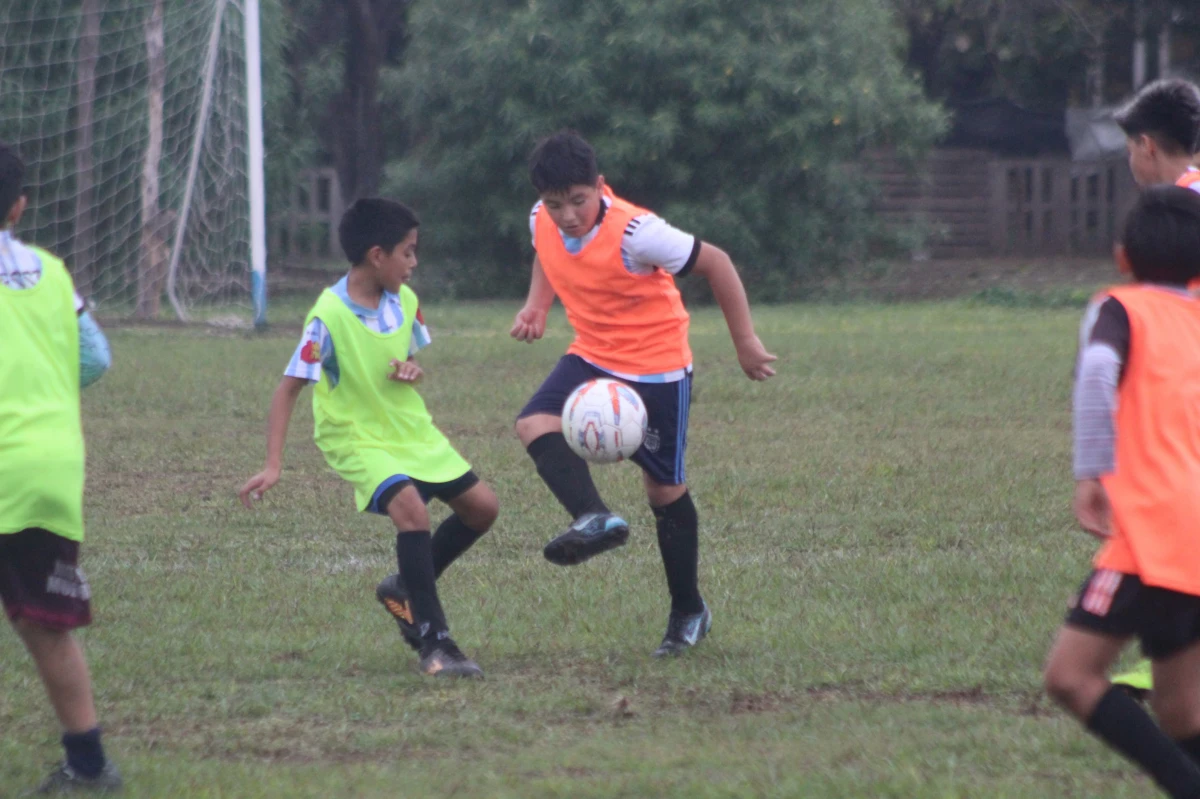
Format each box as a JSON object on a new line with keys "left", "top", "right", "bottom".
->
{"left": 45, "top": 562, "right": 90, "bottom": 600}
{"left": 300, "top": 339, "right": 322, "bottom": 364}
{"left": 643, "top": 428, "right": 661, "bottom": 453}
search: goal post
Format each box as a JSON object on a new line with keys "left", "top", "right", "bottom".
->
{"left": 0, "top": 0, "right": 267, "bottom": 324}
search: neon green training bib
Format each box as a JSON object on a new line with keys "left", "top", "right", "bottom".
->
{"left": 307, "top": 284, "right": 470, "bottom": 511}
{"left": 0, "top": 248, "right": 85, "bottom": 541}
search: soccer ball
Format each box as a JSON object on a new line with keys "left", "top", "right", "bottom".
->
{"left": 562, "top": 378, "right": 648, "bottom": 464}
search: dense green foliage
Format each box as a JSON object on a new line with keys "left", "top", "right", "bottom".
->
{"left": 387, "top": 0, "right": 945, "bottom": 299}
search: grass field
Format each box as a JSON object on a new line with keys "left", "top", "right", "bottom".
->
{"left": 0, "top": 296, "right": 1159, "bottom": 798}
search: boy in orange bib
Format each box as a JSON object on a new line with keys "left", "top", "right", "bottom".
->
{"left": 510, "top": 131, "right": 776, "bottom": 656}
{"left": 1044, "top": 186, "right": 1200, "bottom": 798}
{"left": 1105, "top": 78, "right": 1200, "bottom": 696}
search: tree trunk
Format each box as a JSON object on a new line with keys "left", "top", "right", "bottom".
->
{"left": 73, "top": 0, "right": 100, "bottom": 296}
{"left": 332, "top": 0, "right": 387, "bottom": 201}
{"left": 136, "top": 0, "right": 167, "bottom": 319}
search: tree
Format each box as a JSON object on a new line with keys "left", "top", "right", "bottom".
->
{"left": 283, "top": 0, "right": 410, "bottom": 201}
{"left": 389, "top": 0, "right": 945, "bottom": 299}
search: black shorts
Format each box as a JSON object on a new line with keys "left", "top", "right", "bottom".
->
{"left": 368, "top": 470, "right": 481, "bottom": 516}
{"left": 1066, "top": 569, "right": 1200, "bottom": 659}
{"left": 0, "top": 528, "right": 92, "bottom": 631}
{"left": 518, "top": 354, "right": 692, "bottom": 486}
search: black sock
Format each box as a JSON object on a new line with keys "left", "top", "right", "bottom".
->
{"left": 526, "top": 432, "right": 609, "bottom": 519}
{"left": 1087, "top": 686, "right": 1200, "bottom": 798}
{"left": 395, "top": 531, "right": 449, "bottom": 643}
{"left": 1179, "top": 733, "right": 1200, "bottom": 768}
{"left": 432, "top": 514, "right": 486, "bottom": 579}
{"left": 653, "top": 491, "right": 704, "bottom": 615}
{"left": 62, "top": 727, "right": 105, "bottom": 778}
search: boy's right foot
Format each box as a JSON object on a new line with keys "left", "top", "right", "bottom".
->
{"left": 419, "top": 638, "right": 484, "bottom": 678}
{"left": 543, "top": 512, "right": 629, "bottom": 566}
{"left": 375, "top": 574, "right": 422, "bottom": 652}
{"left": 32, "top": 761, "right": 123, "bottom": 794}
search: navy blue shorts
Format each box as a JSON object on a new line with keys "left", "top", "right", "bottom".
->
{"left": 518, "top": 355, "right": 692, "bottom": 486}
{"left": 368, "top": 471, "right": 480, "bottom": 516}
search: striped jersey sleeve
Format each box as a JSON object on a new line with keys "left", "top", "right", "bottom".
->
{"left": 409, "top": 306, "right": 431, "bottom": 356}
{"left": 529, "top": 201, "right": 543, "bottom": 249}
{"left": 621, "top": 214, "right": 700, "bottom": 277}
{"left": 284, "top": 318, "right": 334, "bottom": 383}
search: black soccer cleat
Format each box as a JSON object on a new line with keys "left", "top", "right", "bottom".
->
{"left": 375, "top": 574, "right": 422, "bottom": 652}
{"left": 32, "top": 761, "right": 123, "bottom": 794}
{"left": 543, "top": 512, "right": 630, "bottom": 566}
{"left": 418, "top": 638, "right": 484, "bottom": 678}
{"left": 653, "top": 602, "right": 712, "bottom": 657}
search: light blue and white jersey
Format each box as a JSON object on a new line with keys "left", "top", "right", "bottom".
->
{"left": 284, "top": 275, "right": 431, "bottom": 387}
{"left": 0, "top": 230, "right": 111, "bottom": 387}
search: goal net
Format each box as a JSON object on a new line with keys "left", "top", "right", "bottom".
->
{"left": 0, "top": 0, "right": 263, "bottom": 323}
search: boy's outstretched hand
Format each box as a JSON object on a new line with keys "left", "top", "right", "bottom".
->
{"left": 1073, "top": 478, "right": 1111, "bottom": 538}
{"left": 510, "top": 306, "right": 547, "bottom": 343}
{"left": 239, "top": 468, "right": 280, "bottom": 509}
{"left": 388, "top": 358, "right": 423, "bottom": 383}
{"left": 735, "top": 335, "right": 777, "bottom": 381}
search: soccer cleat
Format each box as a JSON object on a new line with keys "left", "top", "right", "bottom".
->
{"left": 418, "top": 638, "right": 484, "bottom": 678}
{"left": 375, "top": 574, "right": 422, "bottom": 652}
{"left": 1113, "top": 659, "right": 1153, "bottom": 701}
{"left": 543, "top": 512, "right": 630, "bottom": 566}
{"left": 653, "top": 602, "right": 712, "bottom": 657}
{"left": 32, "top": 761, "right": 123, "bottom": 794}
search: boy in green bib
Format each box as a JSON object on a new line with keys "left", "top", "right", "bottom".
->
{"left": 240, "top": 198, "right": 498, "bottom": 678}
{"left": 0, "top": 141, "right": 122, "bottom": 793}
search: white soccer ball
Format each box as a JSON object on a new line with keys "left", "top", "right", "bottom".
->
{"left": 562, "top": 378, "right": 648, "bottom": 464}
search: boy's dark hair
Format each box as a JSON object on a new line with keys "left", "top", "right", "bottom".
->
{"left": 529, "top": 130, "right": 599, "bottom": 194}
{"left": 0, "top": 142, "right": 25, "bottom": 221}
{"left": 1113, "top": 79, "right": 1200, "bottom": 155}
{"left": 338, "top": 198, "right": 419, "bottom": 265}
{"left": 1122, "top": 185, "right": 1200, "bottom": 284}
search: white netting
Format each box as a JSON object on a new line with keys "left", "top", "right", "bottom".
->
{"left": 0, "top": 0, "right": 252, "bottom": 320}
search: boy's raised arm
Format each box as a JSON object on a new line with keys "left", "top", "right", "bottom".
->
{"left": 690, "top": 242, "right": 777, "bottom": 381}
{"left": 239, "top": 375, "right": 308, "bottom": 508}
{"left": 510, "top": 255, "right": 556, "bottom": 343}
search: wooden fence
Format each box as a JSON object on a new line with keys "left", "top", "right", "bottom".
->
{"left": 989, "top": 158, "right": 1137, "bottom": 256}
{"left": 273, "top": 154, "right": 1137, "bottom": 264}
{"left": 271, "top": 167, "right": 344, "bottom": 264}
{"left": 867, "top": 148, "right": 1138, "bottom": 258}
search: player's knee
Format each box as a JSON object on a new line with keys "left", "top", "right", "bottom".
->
{"left": 1042, "top": 659, "right": 1084, "bottom": 708}
{"left": 387, "top": 490, "right": 429, "bottom": 531}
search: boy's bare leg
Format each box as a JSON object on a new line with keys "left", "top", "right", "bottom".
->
{"left": 13, "top": 619, "right": 97, "bottom": 733}
{"left": 1044, "top": 625, "right": 1126, "bottom": 718}
{"left": 1045, "top": 625, "right": 1200, "bottom": 797}
{"left": 1152, "top": 643, "right": 1200, "bottom": 745}
{"left": 433, "top": 481, "right": 498, "bottom": 578}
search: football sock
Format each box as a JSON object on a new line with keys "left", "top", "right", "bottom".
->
{"left": 653, "top": 491, "right": 704, "bottom": 615}
{"left": 526, "top": 432, "right": 609, "bottom": 519}
{"left": 62, "top": 727, "right": 106, "bottom": 778}
{"left": 395, "top": 530, "right": 449, "bottom": 642}
{"left": 1086, "top": 686, "right": 1200, "bottom": 798}
{"left": 431, "top": 513, "right": 485, "bottom": 579}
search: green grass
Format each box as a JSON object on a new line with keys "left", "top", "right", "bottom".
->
{"left": 0, "top": 300, "right": 1155, "bottom": 797}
